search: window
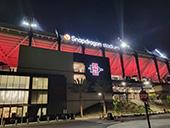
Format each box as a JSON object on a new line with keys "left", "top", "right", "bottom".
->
{"left": 16, "top": 107, "right": 23, "bottom": 117}
{"left": 37, "top": 107, "right": 47, "bottom": 117}
{"left": 13, "top": 76, "right": 19, "bottom": 88}
{"left": 31, "top": 91, "right": 48, "bottom": 104}
{"left": 74, "top": 74, "right": 86, "bottom": 81}
{"left": 0, "top": 75, "right": 29, "bottom": 89}
{"left": 0, "top": 91, "right": 28, "bottom": 105}
{"left": 10, "top": 107, "right": 17, "bottom": 118}
{"left": 0, "top": 108, "right": 2, "bottom": 118}
{"left": 3, "top": 107, "right": 10, "bottom": 118}
{"left": 73, "top": 62, "right": 85, "bottom": 73}
{"left": 19, "top": 76, "right": 29, "bottom": 89}
{"left": 0, "top": 75, "right": 7, "bottom": 88}
{"left": 7, "top": 76, "right": 14, "bottom": 88}
{"left": 23, "top": 106, "right": 28, "bottom": 117}
{"left": 42, "top": 108, "right": 47, "bottom": 116}
{"left": 3, "top": 106, "right": 27, "bottom": 118}
{"left": 32, "top": 77, "right": 48, "bottom": 89}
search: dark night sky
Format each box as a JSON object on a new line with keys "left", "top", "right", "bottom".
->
{"left": 1, "top": 0, "right": 170, "bottom": 56}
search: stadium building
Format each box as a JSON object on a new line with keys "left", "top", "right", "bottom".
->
{"left": 0, "top": 24, "right": 169, "bottom": 122}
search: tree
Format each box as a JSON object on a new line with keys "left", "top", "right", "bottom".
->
{"left": 94, "top": 80, "right": 112, "bottom": 116}
{"left": 72, "top": 78, "right": 89, "bottom": 117}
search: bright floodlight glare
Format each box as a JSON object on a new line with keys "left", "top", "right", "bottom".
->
{"left": 22, "top": 21, "right": 29, "bottom": 26}
{"left": 98, "top": 92, "right": 102, "bottom": 96}
{"left": 118, "top": 38, "right": 130, "bottom": 49}
{"left": 120, "top": 42, "right": 129, "bottom": 48}
{"left": 22, "top": 19, "right": 37, "bottom": 29}
{"left": 30, "top": 23, "right": 37, "bottom": 28}
{"left": 154, "top": 49, "right": 167, "bottom": 59}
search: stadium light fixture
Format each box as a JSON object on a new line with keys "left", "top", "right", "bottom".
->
{"left": 118, "top": 37, "right": 130, "bottom": 49}
{"left": 22, "top": 21, "right": 29, "bottom": 26}
{"left": 22, "top": 19, "right": 37, "bottom": 29}
{"left": 120, "top": 42, "right": 130, "bottom": 48}
{"left": 21, "top": 17, "right": 39, "bottom": 46}
{"left": 154, "top": 49, "right": 168, "bottom": 59}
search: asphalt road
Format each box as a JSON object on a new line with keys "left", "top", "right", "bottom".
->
{"left": 108, "top": 119, "right": 170, "bottom": 128}
{"left": 7, "top": 118, "right": 170, "bottom": 128}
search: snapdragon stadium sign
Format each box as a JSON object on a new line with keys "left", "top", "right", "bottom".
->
{"left": 63, "top": 34, "right": 120, "bottom": 50}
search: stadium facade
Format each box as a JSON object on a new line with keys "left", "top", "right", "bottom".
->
{"left": 0, "top": 26, "right": 169, "bottom": 82}
{"left": 0, "top": 24, "right": 169, "bottom": 122}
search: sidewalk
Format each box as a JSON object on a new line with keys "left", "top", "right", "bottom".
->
{"left": 2, "top": 119, "right": 76, "bottom": 128}
{"left": 2, "top": 115, "right": 100, "bottom": 128}
{"left": 111, "top": 113, "right": 170, "bottom": 122}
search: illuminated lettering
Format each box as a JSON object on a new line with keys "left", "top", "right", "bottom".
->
{"left": 63, "top": 34, "right": 120, "bottom": 50}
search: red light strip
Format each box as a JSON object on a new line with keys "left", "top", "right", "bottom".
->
{"left": 0, "top": 31, "right": 169, "bottom": 82}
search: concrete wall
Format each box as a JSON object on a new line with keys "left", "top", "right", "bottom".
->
{"left": 67, "top": 92, "right": 113, "bottom": 113}
{"left": 18, "top": 45, "right": 74, "bottom": 84}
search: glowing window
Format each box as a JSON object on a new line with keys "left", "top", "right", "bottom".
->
{"left": 19, "top": 76, "right": 30, "bottom": 89}
{"left": 42, "top": 108, "right": 47, "bottom": 116}
{"left": 3, "top": 107, "right": 10, "bottom": 118}
{"left": 32, "top": 77, "right": 48, "bottom": 89}
{"left": 0, "top": 75, "right": 29, "bottom": 89}
{"left": 10, "top": 107, "right": 17, "bottom": 118}
{"left": 74, "top": 74, "right": 86, "bottom": 81}
{"left": 7, "top": 76, "right": 14, "bottom": 88}
{"left": 0, "top": 91, "right": 28, "bottom": 104}
{"left": 73, "top": 62, "right": 85, "bottom": 73}
{"left": 31, "top": 91, "right": 48, "bottom": 104}
{"left": 23, "top": 106, "right": 28, "bottom": 117}
{"left": 0, "top": 75, "right": 7, "bottom": 88}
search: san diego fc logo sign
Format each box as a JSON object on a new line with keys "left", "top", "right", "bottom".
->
{"left": 88, "top": 63, "right": 104, "bottom": 76}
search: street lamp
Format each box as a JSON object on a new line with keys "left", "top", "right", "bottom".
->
{"left": 143, "top": 81, "right": 150, "bottom": 86}
{"left": 98, "top": 92, "right": 102, "bottom": 96}
{"left": 98, "top": 92, "right": 106, "bottom": 118}
{"left": 22, "top": 17, "right": 38, "bottom": 46}
{"left": 121, "top": 81, "right": 128, "bottom": 101}
{"left": 121, "top": 81, "right": 126, "bottom": 86}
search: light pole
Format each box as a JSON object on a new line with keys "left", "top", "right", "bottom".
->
{"left": 140, "top": 81, "right": 151, "bottom": 128}
{"left": 55, "top": 30, "right": 62, "bottom": 51}
{"left": 22, "top": 17, "right": 38, "bottom": 120}
{"left": 22, "top": 17, "right": 37, "bottom": 46}
{"left": 118, "top": 38, "right": 131, "bottom": 79}
{"left": 118, "top": 38, "right": 142, "bottom": 82}
{"left": 121, "top": 81, "right": 128, "bottom": 101}
{"left": 98, "top": 92, "right": 106, "bottom": 117}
